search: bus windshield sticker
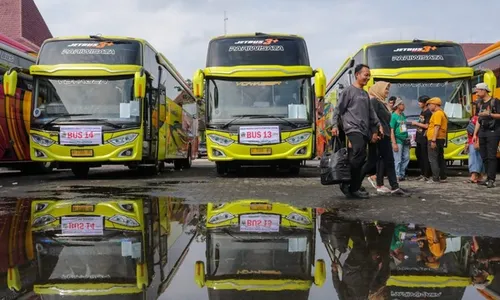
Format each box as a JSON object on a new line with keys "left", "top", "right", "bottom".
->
{"left": 120, "top": 103, "right": 131, "bottom": 118}
{"left": 288, "top": 237, "right": 307, "bottom": 252}
{"left": 229, "top": 45, "right": 284, "bottom": 52}
{"left": 236, "top": 81, "right": 282, "bottom": 86}
{"left": 391, "top": 55, "right": 444, "bottom": 62}
{"left": 130, "top": 100, "right": 140, "bottom": 116}
{"left": 236, "top": 270, "right": 282, "bottom": 275}
{"left": 132, "top": 242, "right": 141, "bottom": 259}
{"left": 121, "top": 240, "right": 133, "bottom": 256}
{"left": 61, "top": 48, "right": 116, "bottom": 55}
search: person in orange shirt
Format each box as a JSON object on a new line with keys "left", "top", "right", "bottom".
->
{"left": 426, "top": 97, "right": 448, "bottom": 184}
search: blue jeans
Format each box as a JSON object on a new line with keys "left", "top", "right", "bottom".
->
{"left": 468, "top": 144, "right": 484, "bottom": 174}
{"left": 393, "top": 143, "right": 410, "bottom": 178}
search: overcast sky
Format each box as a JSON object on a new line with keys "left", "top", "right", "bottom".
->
{"left": 34, "top": 0, "right": 499, "bottom": 80}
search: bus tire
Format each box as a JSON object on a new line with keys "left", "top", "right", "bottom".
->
{"left": 71, "top": 165, "right": 89, "bottom": 179}
{"left": 216, "top": 162, "right": 227, "bottom": 176}
{"left": 289, "top": 164, "right": 300, "bottom": 176}
{"left": 20, "top": 162, "right": 54, "bottom": 175}
{"left": 183, "top": 149, "right": 192, "bottom": 169}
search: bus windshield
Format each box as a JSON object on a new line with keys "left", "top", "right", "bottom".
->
{"left": 207, "top": 78, "right": 312, "bottom": 123}
{"left": 34, "top": 234, "right": 141, "bottom": 283}
{"left": 207, "top": 231, "right": 312, "bottom": 280}
{"left": 32, "top": 76, "right": 140, "bottom": 125}
{"left": 38, "top": 40, "right": 141, "bottom": 65}
{"left": 207, "top": 37, "right": 309, "bottom": 67}
{"left": 377, "top": 79, "right": 470, "bottom": 119}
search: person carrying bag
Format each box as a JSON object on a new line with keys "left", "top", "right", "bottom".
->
{"left": 320, "top": 137, "right": 351, "bottom": 185}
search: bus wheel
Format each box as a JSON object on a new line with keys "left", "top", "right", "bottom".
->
{"left": 183, "top": 150, "right": 192, "bottom": 169}
{"left": 216, "top": 162, "right": 228, "bottom": 176}
{"left": 71, "top": 165, "right": 90, "bottom": 179}
{"left": 289, "top": 164, "right": 300, "bottom": 176}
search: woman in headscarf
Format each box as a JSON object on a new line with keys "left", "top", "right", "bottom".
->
{"left": 365, "top": 81, "right": 407, "bottom": 195}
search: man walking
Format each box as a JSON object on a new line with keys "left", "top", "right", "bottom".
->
{"left": 426, "top": 97, "right": 448, "bottom": 184}
{"left": 332, "top": 64, "right": 383, "bottom": 199}
{"left": 472, "top": 82, "right": 500, "bottom": 188}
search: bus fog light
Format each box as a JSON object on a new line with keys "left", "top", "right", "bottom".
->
{"left": 35, "top": 149, "right": 47, "bottom": 158}
{"left": 295, "top": 147, "right": 307, "bottom": 155}
{"left": 32, "top": 215, "right": 56, "bottom": 227}
{"left": 109, "top": 214, "right": 139, "bottom": 227}
{"left": 213, "top": 149, "right": 225, "bottom": 157}
{"left": 119, "top": 148, "right": 133, "bottom": 157}
{"left": 285, "top": 213, "right": 311, "bottom": 225}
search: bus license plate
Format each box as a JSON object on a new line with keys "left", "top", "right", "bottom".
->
{"left": 250, "top": 148, "right": 272, "bottom": 155}
{"left": 71, "top": 204, "right": 94, "bottom": 212}
{"left": 61, "top": 216, "right": 103, "bottom": 236}
{"left": 71, "top": 149, "right": 94, "bottom": 157}
{"left": 240, "top": 214, "right": 280, "bottom": 232}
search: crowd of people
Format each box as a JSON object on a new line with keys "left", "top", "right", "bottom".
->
{"left": 331, "top": 64, "right": 500, "bottom": 199}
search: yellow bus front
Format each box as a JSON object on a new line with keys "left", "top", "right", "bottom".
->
{"left": 368, "top": 67, "right": 474, "bottom": 161}
{"left": 28, "top": 64, "right": 147, "bottom": 166}
{"left": 30, "top": 200, "right": 148, "bottom": 297}
{"left": 194, "top": 200, "right": 326, "bottom": 292}
{"left": 193, "top": 66, "right": 326, "bottom": 172}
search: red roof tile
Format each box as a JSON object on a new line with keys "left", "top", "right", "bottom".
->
{"left": 461, "top": 43, "right": 493, "bottom": 60}
{"left": 0, "top": 0, "right": 52, "bottom": 52}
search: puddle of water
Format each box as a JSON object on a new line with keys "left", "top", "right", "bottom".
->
{"left": 1, "top": 198, "right": 498, "bottom": 299}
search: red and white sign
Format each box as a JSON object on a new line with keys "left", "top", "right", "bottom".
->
{"left": 61, "top": 216, "right": 103, "bottom": 236}
{"left": 239, "top": 126, "right": 280, "bottom": 144}
{"left": 408, "top": 128, "right": 417, "bottom": 147}
{"left": 240, "top": 214, "right": 280, "bottom": 232}
{"left": 60, "top": 126, "right": 102, "bottom": 145}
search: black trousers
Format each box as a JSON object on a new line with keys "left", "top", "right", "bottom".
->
{"left": 479, "top": 135, "right": 500, "bottom": 181}
{"left": 428, "top": 139, "right": 447, "bottom": 181}
{"left": 416, "top": 138, "right": 432, "bottom": 178}
{"left": 358, "top": 136, "right": 399, "bottom": 191}
{"left": 347, "top": 133, "right": 368, "bottom": 193}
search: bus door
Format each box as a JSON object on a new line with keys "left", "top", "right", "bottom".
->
{"left": 157, "top": 70, "right": 167, "bottom": 161}
{"left": 144, "top": 77, "right": 159, "bottom": 162}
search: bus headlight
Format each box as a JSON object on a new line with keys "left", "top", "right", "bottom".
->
{"left": 286, "top": 133, "right": 311, "bottom": 145}
{"left": 32, "top": 215, "right": 56, "bottom": 227}
{"left": 208, "top": 212, "right": 235, "bottom": 224}
{"left": 450, "top": 135, "right": 468, "bottom": 145}
{"left": 31, "top": 134, "right": 55, "bottom": 147}
{"left": 109, "top": 215, "right": 140, "bottom": 227}
{"left": 107, "top": 133, "right": 138, "bottom": 146}
{"left": 285, "top": 213, "right": 311, "bottom": 225}
{"left": 208, "top": 134, "right": 234, "bottom": 146}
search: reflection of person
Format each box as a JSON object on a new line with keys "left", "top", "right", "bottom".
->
{"left": 331, "top": 64, "right": 383, "bottom": 199}
{"left": 472, "top": 82, "right": 500, "bottom": 188}
{"left": 471, "top": 236, "right": 500, "bottom": 287}
{"left": 412, "top": 95, "right": 432, "bottom": 181}
{"left": 390, "top": 98, "right": 410, "bottom": 181}
{"left": 426, "top": 97, "right": 448, "bottom": 184}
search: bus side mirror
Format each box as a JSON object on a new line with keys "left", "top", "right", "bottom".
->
{"left": 3, "top": 69, "right": 19, "bottom": 97}
{"left": 314, "top": 68, "right": 326, "bottom": 99}
{"left": 483, "top": 70, "right": 497, "bottom": 97}
{"left": 134, "top": 70, "right": 146, "bottom": 99}
{"left": 136, "top": 263, "right": 148, "bottom": 290}
{"left": 313, "top": 259, "right": 326, "bottom": 287}
{"left": 7, "top": 267, "right": 21, "bottom": 292}
{"left": 193, "top": 69, "right": 205, "bottom": 99}
{"left": 194, "top": 261, "right": 206, "bottom": 288}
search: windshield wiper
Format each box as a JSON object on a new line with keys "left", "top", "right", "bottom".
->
{"left": 221, "top": 114, "right": 298, "bottom": 129}
{"left": 40, "top": 114, "right": 93, "bottom": 129}
{"left": 76, "top": 119, "right": 124, "bottom": 129}
{"left": 247, "top": 114, "right": 299, "bottom": 128}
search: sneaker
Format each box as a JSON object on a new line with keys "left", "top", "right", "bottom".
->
{"left": 391, "top": 188, "right": 410, "bottom": 196}
{"left": 367, "top": 177, "right": 377, "bottom": 188}
{"left": 487, "top": 180, "right": 496, "bottom": 188}
{"left": 376, "top": 186, "right": 391, "bottom": 194}
{"left": 439, "top": 179, "right": 448, "bottom": 183}
{"left": 427, "top": 179, "right": 439, "bottom": 184}
{"left": 477, "top": 180, "right": 488, "bottom": 186}
{"left": 414, "top": 175, "right": 424, "bottom": 181}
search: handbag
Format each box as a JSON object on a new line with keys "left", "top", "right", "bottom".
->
{"left": 320, "top": 137, "right": 351, "bottom": 185}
